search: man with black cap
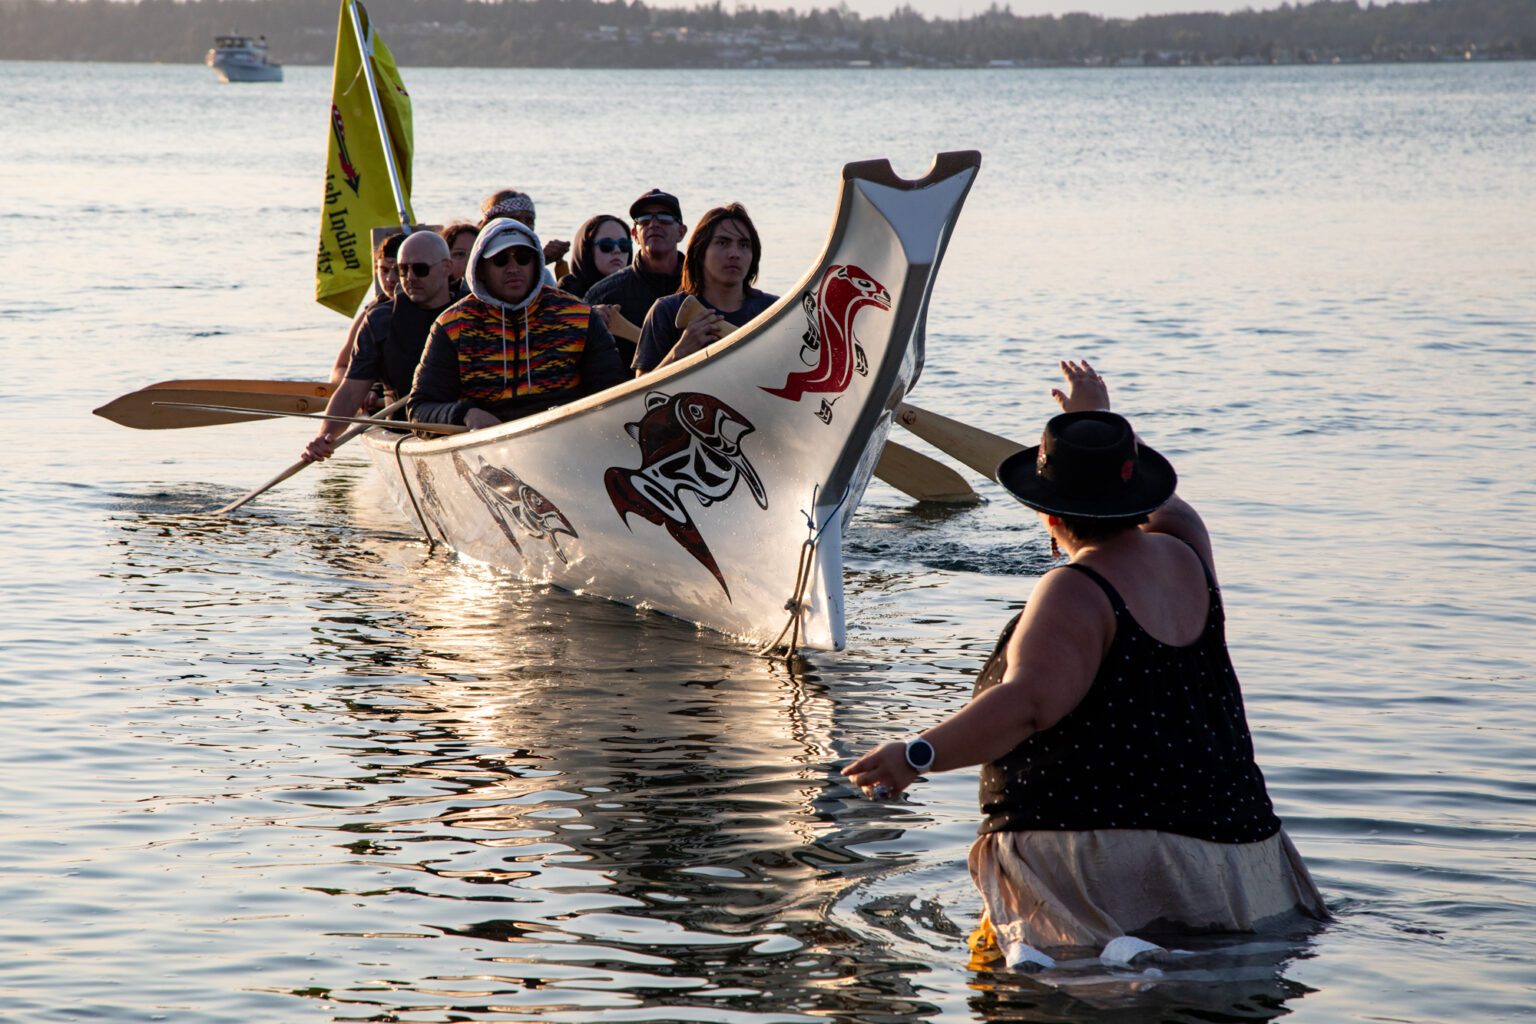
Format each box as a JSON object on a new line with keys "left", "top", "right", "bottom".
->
{"left": 584, "top": 188, "right": 687, "bottom": 333}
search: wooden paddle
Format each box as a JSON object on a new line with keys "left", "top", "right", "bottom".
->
{"left": 210, "top": 395, "right": 408, "bottom": 514}
{"left": 675, "top": 293, "right": 709, "bottom": 328}
{"left": 893, "top": 402, "right": 1026, "bottom": 482}
{"left": 673, "top": 293, "right": 732, "bottom": 345}
{"left": 95, "top": 379, "right": 335, "bottom": 430}
{"left": 874, "top": 442, "right": 980, "bottom": 505}
{"left": 151, "top": 401, "right": 467, "bottom": 436}
{"left": 605, "top": 311, "right": 641, "bottom": 343}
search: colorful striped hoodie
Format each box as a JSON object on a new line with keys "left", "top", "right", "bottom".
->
{"left": 408, "top": 218, "right": 626, "bottom": 426}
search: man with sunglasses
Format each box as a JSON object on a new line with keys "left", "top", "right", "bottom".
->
{"left": 408, "top": 217, "right": 626, "bottom": 431}
{"left": 303, "top": 231, "right": 458, "bottom": 462}
{"left": 583, "top": 188, "right": 688, "bottom": 333}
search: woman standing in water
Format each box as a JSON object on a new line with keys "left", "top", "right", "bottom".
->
{"left": 844, "top": 360, "right": 1327, "bottom": 970}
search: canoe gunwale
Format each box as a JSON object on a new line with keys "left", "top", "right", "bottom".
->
{"left": 384, "top": 150, "right": 983, "bottom": 462}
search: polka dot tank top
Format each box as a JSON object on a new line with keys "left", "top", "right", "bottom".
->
{"left": 975, "top": 552, "right": 1282, "bottom": 844}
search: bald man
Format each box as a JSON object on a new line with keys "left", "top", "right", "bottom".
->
{"left": 303, "top": 231, "right": 460, "bottom": 462}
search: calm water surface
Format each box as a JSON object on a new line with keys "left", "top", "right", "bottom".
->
{"left": 2, "top": 60, "right": 1533, "bottom": 1022}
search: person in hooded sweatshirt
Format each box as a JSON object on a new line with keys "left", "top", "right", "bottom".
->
{"left": 407, "top": 218, "right": 627, "bottom": 430}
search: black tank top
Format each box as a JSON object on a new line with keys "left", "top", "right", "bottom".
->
{"left": 975, "top": 551, "right": 1282, "bottom": 844}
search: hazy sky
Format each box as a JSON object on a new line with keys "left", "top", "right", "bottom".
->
{"left": 687, "top": 0, "right": 1283, "bottom": 18}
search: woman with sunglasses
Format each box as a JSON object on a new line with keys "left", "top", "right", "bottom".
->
{"left": 584, "top": 189, "right": 688, "bottom": 335}
{"left": 558, "top": 215, "right": 637, "bottom": 364}
{"left": 557, "top": 215, "right": 631, "bottom": 299}
{"left": 407, "top": 217, "right": 627, "bottom": 431}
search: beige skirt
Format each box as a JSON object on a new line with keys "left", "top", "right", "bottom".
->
{"left": 968, "top": 828, "right": 1328, "bottom": 969}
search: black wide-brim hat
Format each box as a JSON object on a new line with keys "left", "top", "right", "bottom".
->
{"left": 997, "top": 410, "right": 1177, "bottom": 518}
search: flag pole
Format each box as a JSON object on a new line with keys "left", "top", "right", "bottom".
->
{"left": 346, "top": 0, "right": 411, "bottom": 235}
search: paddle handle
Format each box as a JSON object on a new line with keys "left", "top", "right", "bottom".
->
{"left": 675, "top": 293, "right": 708, "bottom": 330}
{"left": 605, "top": 310, "right": 641, "bottom": 343}
{"left": 674, "top": 293, "right": 737, "bottom": 343}
{"left": 213, "top": 396, "right": 409, "bottom": 514}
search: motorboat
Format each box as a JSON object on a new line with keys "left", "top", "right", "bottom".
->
{"left": 207, "top": 35, "right": 283, "bottom": 83}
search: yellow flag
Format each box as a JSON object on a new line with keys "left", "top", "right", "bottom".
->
{"left": 315, "top": 0, "right": 415, "bottom": 316}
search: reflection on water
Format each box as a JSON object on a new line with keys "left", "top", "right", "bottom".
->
{"left": 7, "top": 58, "right": 1533, "bottom": 1024}
{"left": 64, "top": 498, "right": 1327, "bottom": 1022}
{"left": 102, "top": 504, "right": 945, "bottom": 1020}
{"left": 965, "top": 939, "right": 1320, "bottom": 1023}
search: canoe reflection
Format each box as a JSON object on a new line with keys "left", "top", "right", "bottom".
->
{"left": 295, "top": 536, "right": 943, "bottom": 1018}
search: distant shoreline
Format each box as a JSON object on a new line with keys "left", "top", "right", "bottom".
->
{"left": 2, "top": 54, "right": 1530, "bottom": 71}
{"left": 3, "top": 0, "right": 1534, "bottom": 69}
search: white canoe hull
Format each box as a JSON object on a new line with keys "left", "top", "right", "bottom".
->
{"left": 362, "top": 152, "right": 980, "bottom": 650}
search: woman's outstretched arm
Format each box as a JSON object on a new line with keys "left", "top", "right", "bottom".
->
{"left": 841, "top": 565, "right": 1110, "bottom": 800}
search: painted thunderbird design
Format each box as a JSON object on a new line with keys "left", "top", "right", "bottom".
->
{"left": 761, "top": 264, "right": 891, "bottom": 409}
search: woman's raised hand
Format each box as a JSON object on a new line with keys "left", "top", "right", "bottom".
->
{"left": 1051, "top": 359, "right": 1111, "bottom": 413}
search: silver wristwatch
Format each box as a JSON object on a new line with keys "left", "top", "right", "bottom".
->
{"left": 904, "top": 737, "right": 935, "bottom": 773}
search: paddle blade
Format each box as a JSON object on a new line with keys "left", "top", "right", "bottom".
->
{"left": 95, "top": 384, "right": 335, "bottom": 430}
{"left": 876, "top": 440, "right": 981, "bottom": 505}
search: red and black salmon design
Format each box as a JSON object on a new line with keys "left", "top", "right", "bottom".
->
{"left": 453, "top": 451, "right": 578, "bottom": 563}
{"left": 605, "top": 391, "right": 767, "bottom": 598}
{"left": 761, "top": 264, "right": 890, "bottom": 404}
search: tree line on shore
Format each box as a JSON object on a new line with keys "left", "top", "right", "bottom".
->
{"left": 2, "top": 0, "right": 1532, "bottom": 67}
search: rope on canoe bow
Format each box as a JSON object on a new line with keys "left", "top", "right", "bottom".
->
{"left": 759, "top": 531, "right": 817, "bottom": 658}
{"left": 758, "top": 483, "right": 849, "bottom": 659}
{"left": 393, "top": 434, "right": 439, "bottom": 552}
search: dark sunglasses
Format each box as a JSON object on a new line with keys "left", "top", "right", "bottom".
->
{"left": 400, "top": 260, "right": 443, "bottom": 278}
{"left": 487, "top": 247, "right": 537, "bottom": 268}
{"left": 593, "top": 238, "right": 632, "bottom": 254}
{"left": 634, "top": 212, "right": 679, "bottom": 225}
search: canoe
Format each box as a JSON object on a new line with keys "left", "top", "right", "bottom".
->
{"left": 360, "top": 151, "right": 980, "bottom": 651}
